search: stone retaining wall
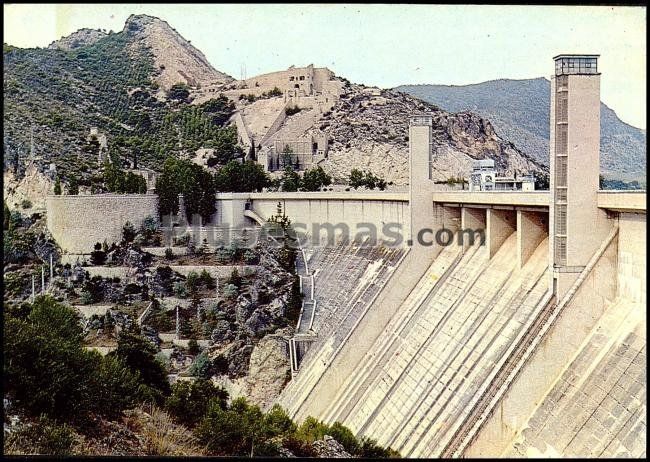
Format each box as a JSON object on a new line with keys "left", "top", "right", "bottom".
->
{"left": 46, "top": 194, "right": 158, "bottom": 254}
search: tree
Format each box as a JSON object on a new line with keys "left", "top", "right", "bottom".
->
{"left": 280, "top": 166, "right": 301, "bottom": 192}
{"left": 301, "top": 166, "right": 332, "bottom": 191}
{"left": 67, "top": 176, "right": 79, "bottom": 195}
{"left": 54, "top": 177, "right": 62, "bottom": 195}
{"left": 165, "top": 379, "right": 228, "bottom": 427}
{"left": 214, "top": 160, "right": 271, "bottom": 193}
{"left": 227, "top": 268, "right": 242, "bottom": 288}
{"left": 4, "top": 296, "right": 141, "bottom": 423}
{"left": 349, "top": 168, "right": 365, "bottom": 189}
{"left": 167, "top": 82, "right": 190, "bottom": 102}
{"left": 3, "top": 201, "right": 10, "bottom": 230}
{"left": 90, "top": 242, "right": 107, "bottom": 265}
{"left": 534, "top": 171, "right": 550, "bottom": 190}
{"left": 109, "top": 329, "right": 171, "bottom": 402}
{"left": 155, "top": 157, "right": 217, "bottom": 222}
{"left": 280, "top": 145, "right": 294, "bottom": 169}
{"left": 122, "top": 221, "right": 136, "bottom": 243}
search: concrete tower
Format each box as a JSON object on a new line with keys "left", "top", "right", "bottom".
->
{"left": 549, "top": 54, "right": 610, "bottom": 297}
{"left": 408, "top": 116, "right": 434, "bottom": 246}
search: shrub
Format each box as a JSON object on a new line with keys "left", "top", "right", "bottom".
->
{"left": 243, "top": 249, "right": 258, "bottom": 264}
{"left": 4, "top": 416, "right": 76, "bottom": 456}
{"left": 200, "top": 269, "right": 216, "bottom": 289}
{"left": 227, "top": 268, "right": 242, "bottom": 288}
{"left": 187, "top": 338, "right": 200, "bottom": 356}
{"left": 21, "top": 199, "right": 32, "bottom": 209}
{"left": 165, "top": 248, "right": 174, "bottom": 260}
{"left": 196, "top": 397, "right": 269, "bottom": 456}
{"left": 165, "top": 379, "right": 228, "bottom": 427}
{"left": 222, "top": 283, "right": 238, "bottom": 300}
{"left": 3, "top": 296, "right": 141, "bottom": 423}
{"left": 108, "top": 329, "right": 171, "bottom": 402}
{"left": 173, "top": 281, "right": 187, "bottom": 298}
{"left": 122, "top": 221, "right": 136, "bottom": 243}
{"left": 133, "top": 405, "right": 201, "bottom": 456}
{"left": 189, "top": 352, "right": 213, "bottom": 379}
{"left": 285, "top": 105, "right": 301, "bottom": 116}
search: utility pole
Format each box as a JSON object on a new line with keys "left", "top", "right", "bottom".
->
{"left": 175, "top": 306, "right": 180, "bottom": 340}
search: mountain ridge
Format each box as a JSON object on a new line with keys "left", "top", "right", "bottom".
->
{"left": 396, "top": 78, "right": 646, "bottom": 184}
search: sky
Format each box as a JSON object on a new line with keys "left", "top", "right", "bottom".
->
{"left": 3, "top": 4, "right": 647, "bottom": 129}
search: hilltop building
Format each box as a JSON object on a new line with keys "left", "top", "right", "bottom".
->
{"left": 469, "top": 159, "right": 535, "bottom": 191}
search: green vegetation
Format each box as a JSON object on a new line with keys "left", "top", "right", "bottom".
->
{"left": 155, "top": 157, "right": 217, "bottom": 222}
{"left": 349, "top": 168, "right": 387, "bottom": 190}
{"left": 213, "top": 160, "right": 271, "bottom": 193}
{"left": 301, "top": 166, "right": 333, "bottom": 191}
{"left": 103, "top": 161, "right": 147, "bottom": 193}
{"left": 54, "top": 177, "right": 62, "bottom": 195}
{"left": 4, "top": 296, "right": 399, "bottom": 457}
{"left": 4, "top": 296, "right": 145, "bottom": 423}
{"left": 279, "top": 166, "right": 301, "bottom": 192}
{"left": 4, "top": 30, "right": 241, "bottom": 186}
{"left": 285, "top": 105, "right": 302, "bottom": 116}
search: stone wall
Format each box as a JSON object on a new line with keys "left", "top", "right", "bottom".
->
{"left": 46, "top": 194, "right": 158, "bottom": 254}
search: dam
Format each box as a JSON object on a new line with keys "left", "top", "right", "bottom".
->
{"left": 44, "top": 54, "right": 646, "bottom": 457}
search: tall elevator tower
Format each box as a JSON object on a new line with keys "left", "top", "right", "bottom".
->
{"left": 549, "top": 54, "right": 610, "bottom": 297}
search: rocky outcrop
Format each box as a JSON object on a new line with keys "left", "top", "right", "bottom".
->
{"left": 48, "top": 28, "right": 108, "bottom": 51}
{"left": 3, "top": 163, "right": 54, "bottom": 210}
{"left": 124, "top": 14, "right": 233, "bottom": 90}
{"left": 312, "top": 84, "right": 545, "bottom": 185}
{"left": 244, "top": 331, "right": 292, "bottom": 410}
{"left": 311, "top": 435, "right": 353, "bottom": 458}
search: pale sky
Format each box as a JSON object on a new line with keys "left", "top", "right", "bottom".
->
{"left": 3, "top": 3, "right": 647, "bottom": 129}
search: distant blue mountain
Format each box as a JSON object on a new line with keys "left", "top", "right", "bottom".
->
{"left": 397, "top": 78, "right": 646, "bottom": 185}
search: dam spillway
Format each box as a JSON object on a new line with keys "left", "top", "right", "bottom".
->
{"left": 280, "top": 231, "right": 551, "bottom": 457}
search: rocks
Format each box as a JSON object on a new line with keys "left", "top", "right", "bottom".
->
{"left": 210, "top": 320, "right": 232, "bottom": 343}
{"left": 311, "top": 435, "right": 352, "bottom": 458}
{"left": 244, "top": 333, "right": 291, "bottom": 410}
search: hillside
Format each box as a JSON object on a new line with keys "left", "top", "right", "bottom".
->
{"left": 396, "top": 78, "right": 646, "bottom": 185}
{"left": 4, "top": 14, "right": 241, "bottom": 206}
{"left": 311, "top": 84, "right": 544, "bottom": 184}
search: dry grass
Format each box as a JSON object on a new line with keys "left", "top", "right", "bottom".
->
{"left": 125, "top": 404, "right": 203, "bottom": 456}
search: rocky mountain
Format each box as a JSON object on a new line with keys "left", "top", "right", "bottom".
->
{"left": 397, "top": 78, "right": 646, "bottom": 185}
{"left": 4, "top": 13, "right": 546, "bottom": 203}
{"left": 48, "top": 28, "right": 108, "bottom": 51}
{"left": 122, "top": 14, "right": 232, "bottom": 90}
{"left": 311, "top": 84, "right": 544, "bottom": 185}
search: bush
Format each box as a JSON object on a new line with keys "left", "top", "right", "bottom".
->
{"left": 3, "top": 296, "right": 141, "bottom": 423}
{"left": 285, "top": 105, "right": 301, "bottom": 116}
{"left": 189, "top": 352, "right": 213, "bottom": 379}
{"left": 301, "top": 166, "right": 332, "bottom": 191}
{"left": 122, "top": 221, "right": 136, "bottom": 243}
{"left": 199, "top": 269, "right": 214, "bottom": 288}
{"left": 165, "top": 379, "right": 228, "bottom": 427}
{"left": 165, "top": 247, "right": 174, "bottom": 260}
{"left": 173, "top": 281, "right": 187, "bottom": 298}
{"left": 108, "top": 329, "right": 171, "bottom": 402}
{"left": 187, "top": 338, "right": 200, "bottom": 356}
{"left": 227, "top": 268, "right": 242, "bottom": 288}
{"left": 222, "top": 283, "right": 238, "bottom": 300}
{"left": 4, "top": 416, "right": 76, "bottom": 456}
{"left": 21, "top": 199, "right": 32, "bottom": 209}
